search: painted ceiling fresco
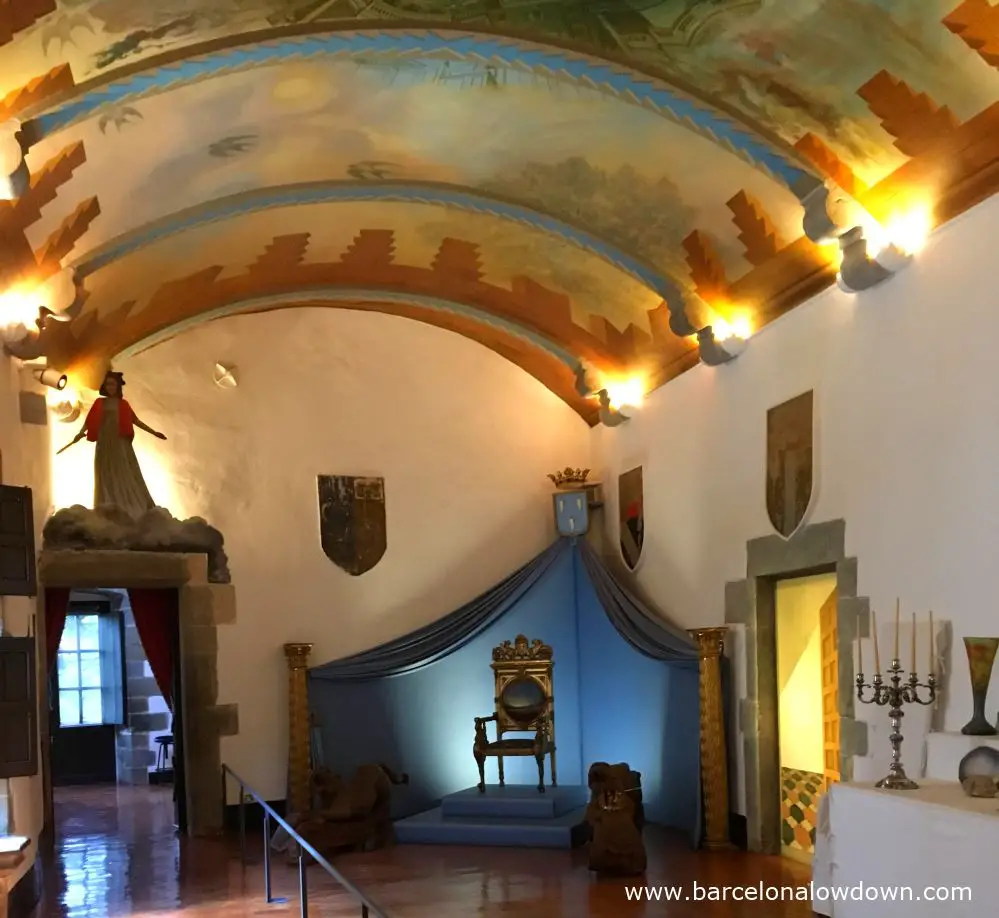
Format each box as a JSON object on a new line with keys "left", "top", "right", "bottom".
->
{"left": 4, "top": 1, "right": 998, "bottom": 186}
{"left": 3, "top": 1, "right": 999, "bottom": 422}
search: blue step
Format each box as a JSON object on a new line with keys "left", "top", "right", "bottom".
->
{"left": 441, "top": 785, "right": 587, "bottom": 820}
{"left": 394, "top": 804, "right": 588, "bottom": 849}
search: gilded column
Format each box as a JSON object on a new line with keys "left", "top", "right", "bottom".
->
{"left": 284, "top": 642, "right": 313, "bottom": 818}
{"left": 689, "top": 626, "right": 732, "bottom": 850}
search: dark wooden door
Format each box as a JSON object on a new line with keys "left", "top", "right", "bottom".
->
{"left": 50, "top": 610, "right": 121, "bottom": 785}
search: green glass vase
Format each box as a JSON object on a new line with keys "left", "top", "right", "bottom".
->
{"left": 961, "top": 637, "right": 999, "bottom": 736}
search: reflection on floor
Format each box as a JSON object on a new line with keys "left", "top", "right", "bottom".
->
{"left": 781, "top": 767, "right": 825, "bottom": 858}
{"left": 31, "top": 784, "right": 816, "bottom": 917}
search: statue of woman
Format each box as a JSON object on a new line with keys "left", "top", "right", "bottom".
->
{"left": 58, "top": 370, "right": 167, "bottom": 518}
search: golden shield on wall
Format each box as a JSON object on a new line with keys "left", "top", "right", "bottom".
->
{"left": 766, "top": 391, "right": 814, "bottom": 538}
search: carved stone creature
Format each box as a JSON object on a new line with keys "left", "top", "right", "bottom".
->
{"left": 295, "top": 763, "right": 409, "bottom": 856}
{"left": 961, "top": 775, "right": 997, "bottom": 798}
{"left": 585, "top": 761, "right": 646, "bottom": 876}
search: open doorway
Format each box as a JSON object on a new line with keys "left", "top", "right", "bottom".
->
{"left": 45, "top": 587, "right": 186, "bottom": 834}
{"left": 775, "top": 574, "right": 838, "bottom": 864}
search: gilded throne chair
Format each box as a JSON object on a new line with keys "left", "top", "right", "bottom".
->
{"left": 473, "top": 634, "right": 557, "bottom": 794}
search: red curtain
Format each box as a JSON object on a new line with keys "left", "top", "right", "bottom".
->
{"left": 45, "top": 587, "right": 71, "bottom": 673}
{"left": 128, "top": 588, "right": 176, "bottom": 710}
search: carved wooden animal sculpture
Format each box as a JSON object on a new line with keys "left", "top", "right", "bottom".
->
{"left": 585, "top": 761, "right": 646, "bottom": 876}
{"left": 296, "top": 763, "right": 409, "bottom": 855}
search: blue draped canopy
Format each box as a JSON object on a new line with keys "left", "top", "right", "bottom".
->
{"left": 310, "top": 536, "right": 712, "bottom": 846}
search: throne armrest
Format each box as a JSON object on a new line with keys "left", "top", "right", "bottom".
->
{"left": 474, "top": 714, "right": 498, "bottom": 747}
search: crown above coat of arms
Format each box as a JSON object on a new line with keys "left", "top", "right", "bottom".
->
{"left": 547, "top": 467, "right": 591, "bottom": 489}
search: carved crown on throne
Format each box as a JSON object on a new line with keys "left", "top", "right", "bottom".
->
{"left": 473, "top": 634, "right": 557, "bottom": 794}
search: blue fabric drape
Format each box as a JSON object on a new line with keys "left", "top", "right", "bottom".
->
{"left": 577, "top": 539, "right": 698, "bottom": 665}
{"left": 577, "top": 538, "right": 706, "bottom": 847}
{"left": 310, "top": 538, "right": 570, "bottom": 681}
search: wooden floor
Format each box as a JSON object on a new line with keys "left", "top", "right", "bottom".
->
{"left": 30, "top": 785, "right": 817, "bottom": 917}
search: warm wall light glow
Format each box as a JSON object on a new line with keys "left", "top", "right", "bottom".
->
{"left": 860, "top": 204, "right": 933, "bottom": 258}
{"left": 45, "top": 386, "right": 81, "bottom": 422}
{"left": 883, "top": 206, "right": 932, "bottom": 256}
{"left": 0, "top": 284, "right": 41, "bottom": 329}
{"left": 604, "top": 377, "right": 645, "bottom": 410}
{"left": 49, "top": 409, "right": 182, "bottom": 515}
{"left": 712, "top": 315, "right": 753, "bottom": 341}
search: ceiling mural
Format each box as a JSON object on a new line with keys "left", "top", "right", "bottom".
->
{"left": 75, "top": 201, "right": 665, "bottom": 339}
{"left": 3, "top": 1, "right": 999, "bottom": 421}
{"left": 4, "top": 1, "right": 998, "bottom": 187}
{"left": 23, "top": 57, "right": 805, "bottom": 282}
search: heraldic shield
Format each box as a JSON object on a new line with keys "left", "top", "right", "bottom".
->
{"left": 317, "top": 475, "right": 386, "bottom": 576}
{"left": 618, "top": 466, "right": 644, "bottom": 570}
{"left": 766, "top": 391, "right": 814, "bottom": 538}
{"left": 553, "top": 490, "right": 589, "bottom": 536}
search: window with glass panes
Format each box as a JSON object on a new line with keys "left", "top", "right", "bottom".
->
{"left": 57, "top": 614, "right": 104, "bottom": 726}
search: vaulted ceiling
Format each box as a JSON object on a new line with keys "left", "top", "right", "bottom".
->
{"left": 2, "top": 1, "right": 999, "bottom": 424}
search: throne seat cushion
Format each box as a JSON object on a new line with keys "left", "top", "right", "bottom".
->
{"left": 483, "top": 738, "right": 555, "bottom": 754}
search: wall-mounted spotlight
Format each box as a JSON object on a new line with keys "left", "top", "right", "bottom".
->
{"left": 800, "top": 183, "right": 859, "bottom": 244}
{"left": 33, "top": 367, "right": 67, "bottom": 390}
{"left": 596, "top": 389, "right": 630, "bottom": 427}
{"left": 834, "top": 204, "right": 931, "bottom": 294}
{"left": 697, "top": 316, "right": 751, "bottom": 367}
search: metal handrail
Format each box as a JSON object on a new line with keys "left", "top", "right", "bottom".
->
{"left": 221, "top": 763, "right": 389, "bottom": 918}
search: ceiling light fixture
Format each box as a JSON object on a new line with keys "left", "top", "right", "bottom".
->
{"left": 33, "top": 367, "right": 67, "bottom": 390}
{"left": 698, "top": 316, "right": 752, "bottom": 366}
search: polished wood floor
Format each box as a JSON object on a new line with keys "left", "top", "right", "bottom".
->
{"left": 30, "top": 785, "right": 817, "bottom": 917}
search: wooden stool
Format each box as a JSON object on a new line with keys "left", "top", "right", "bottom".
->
{"left": 155, "top": 734, "right": 173, "bottom": 772}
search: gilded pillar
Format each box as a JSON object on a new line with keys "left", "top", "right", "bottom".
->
{"left": 688, "top": 626, "right": 732, "bottom": 850}
{"left": 284, "top": 642, "right": 313, "bottom": 818}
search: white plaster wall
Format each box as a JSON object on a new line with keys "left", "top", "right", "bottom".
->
{"left": 0, "top": 355, "right": 52, "bottom": 882}
{"left": 98, "top": 310, "right": 590, "bottom": 798}
{"left": 592, "top": 193, "right": 999, "bottom": 811}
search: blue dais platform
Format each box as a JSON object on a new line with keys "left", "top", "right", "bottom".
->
{"left": 394, "top": 785, "right": 589, "bottom": 848}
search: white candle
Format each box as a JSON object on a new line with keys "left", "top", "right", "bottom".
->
{"left": 928, "top": 610, "right": 934, "bottom": 676}
{"left": 857, "top": 611, "right": 863, "bottom": 674}
{"left": 872, "top": 609, "right": 881, "bottom": 674}
{"left": 891, "top": 598, "right": 902, "bottom": 661}
{"left": 910, "top": 612, "right": 916, "bottom": 673}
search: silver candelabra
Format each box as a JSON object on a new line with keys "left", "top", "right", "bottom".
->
{"left": 856, "top": 659, "right": 937, "bottom": 789}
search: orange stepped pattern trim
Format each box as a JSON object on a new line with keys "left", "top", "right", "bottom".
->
{"left": 0, "top": 64, "right": 74, "bottom": 121}
{"left": 727, "top": 191, "right": 786, "bottom": 268}
{"left": 42, "top": 231, "right": 702, "bottom": 423}
{"left": 944, "top": 0, "right": 999, "bottom": 66}
{"left": 0, "top": 0, "right": 56, "bottom": 48}
{"left": 0, "top": 132, "right": 93, "bottom": 288}
{"left": 793, "top": 134, "right": 866, "bottom": 198}
{"left": 857, "top": 71, "right": 961, "bottom": 157}
{"left": 682, "top": 230, "right": 728, "bottom": 303}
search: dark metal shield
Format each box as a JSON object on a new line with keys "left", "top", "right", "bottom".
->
{"left": 618, "top": 466, "right": 644, "bottom": 569}
{"left": 766, "top": 391, "right": 814, "bottom": 538}
{"left": 317, "top": 475, "right": 386, "bottom": 576}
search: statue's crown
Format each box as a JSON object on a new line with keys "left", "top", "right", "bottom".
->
{"left": 547, "top": 467, "right": 590, "bottom": 489}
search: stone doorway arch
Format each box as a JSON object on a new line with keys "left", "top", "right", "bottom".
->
{"left": 37, "top": 549, "right": 238, "bottom": 839}
{"left": 724, "top": 519, "right": 869, "bottom": 854}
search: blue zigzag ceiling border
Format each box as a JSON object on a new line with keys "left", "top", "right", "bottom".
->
{"left": 115, "top": 288, "right": 583, "bottom": 372}
{"left": 74, "top": 181, "right": 675, "bottom": 300}
{"left": 29, "top": 29, "right": 816, "bottom": 190}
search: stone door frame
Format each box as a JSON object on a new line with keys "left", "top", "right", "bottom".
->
{"left": 37, "top": 549, "right": 238, "bottom": 839}
{"left": 724, "top": 519, "right": 869, "bottom": 853}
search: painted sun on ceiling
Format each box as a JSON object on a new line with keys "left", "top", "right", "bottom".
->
{"left": 4, "top": 1, "right": 999, "bottom": 188}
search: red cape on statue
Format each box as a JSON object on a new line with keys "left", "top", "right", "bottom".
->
{"left": 84, "top": 397, "right": 135, "bottom": 441}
